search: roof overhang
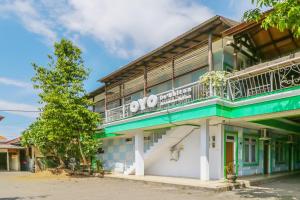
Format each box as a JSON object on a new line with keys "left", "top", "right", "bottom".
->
{"left": 223, "top": 12, "right": 300, "bottom": 60}
{"left": 100, "top": 15, "right": 238, "bottom": 87}
{"left": 88, "top": 85, "right": 105, "bottom": 98}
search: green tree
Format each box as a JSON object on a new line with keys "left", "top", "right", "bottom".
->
{"left": 22, "top": 39, "right": 100, "bottom": 168}
{"left": 243, "top": 0, "right": 300, "bottom": 37}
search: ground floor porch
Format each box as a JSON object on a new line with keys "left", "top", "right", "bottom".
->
{"left": 0, "top": 146, "right": 30, "bottom": 171}
{"left": 98, "top": 108, "right": 300, "bottom": 181}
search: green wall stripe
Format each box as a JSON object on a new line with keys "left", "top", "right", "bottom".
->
{"left": 105, "top": 95, "right": 300, "bottom": 133}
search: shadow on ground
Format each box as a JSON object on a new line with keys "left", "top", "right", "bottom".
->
{"left": 0, "top": 195, "right": 49, "bottom": 200}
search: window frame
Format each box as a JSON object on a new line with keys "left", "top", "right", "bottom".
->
{"left": 275, "top": 140, "right": 286, "bottom": 164}
{"left": 243, "top": 135, "right": 259, "bottom": 166}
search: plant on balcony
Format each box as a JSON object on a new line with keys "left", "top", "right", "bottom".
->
{"left": 199, "top": 71, "right": 229, "bottom": 96}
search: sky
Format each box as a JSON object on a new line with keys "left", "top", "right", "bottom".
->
{"left": 0, "top": 0, "right": 254, "bottom": 139}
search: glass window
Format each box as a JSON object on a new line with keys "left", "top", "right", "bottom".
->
{"left": 148, "top": 80, "right": 172, "bottom": 95}
{"left": 244, "top": 137, "right": 257, "bottom": 163}
{"left": 94, "top": 100, "right": 105, "bottom": 113}
{"left": 275, "top": 141, "right": 285, "bottom": 163}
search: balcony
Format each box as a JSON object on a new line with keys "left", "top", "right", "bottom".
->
{"left": 105, "top": 53, "right": 300, "bottom": 124}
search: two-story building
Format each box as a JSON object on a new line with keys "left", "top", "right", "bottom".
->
{"left": 89, "top": 15, "right": 300, "bottom": 180}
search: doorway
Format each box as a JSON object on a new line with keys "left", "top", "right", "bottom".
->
{"left": 225, "top": 134, "right": 237, "bottom": 177}
{"left": 263, "top": 141, "right": 269, "bottom": 174}
{"left": 0, "top": 153, "right": 7, "bottom": 171}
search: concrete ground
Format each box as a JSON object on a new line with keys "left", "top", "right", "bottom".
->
{"left": 0, "top": 172, "right": 299, "bottom": 200}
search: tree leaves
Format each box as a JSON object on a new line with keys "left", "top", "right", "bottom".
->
{"left": 22, "top": 39, "right": 101, "bottom": 167}
{"left": 244, "top": 0, "right": 300, "bottom": 37}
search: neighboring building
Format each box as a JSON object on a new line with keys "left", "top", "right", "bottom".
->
{"left": 89, "top": 15, "right": 300, "bottom": 180}
{"left": 0, "top": 116, "right": 33, "bottom": 172}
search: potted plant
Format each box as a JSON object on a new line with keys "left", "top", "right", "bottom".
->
{"left": 226, "top": 162, "right": 237, "bottom": 183}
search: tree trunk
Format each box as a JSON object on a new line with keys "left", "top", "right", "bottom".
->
{"left": 58, "top": 156, "right": 65, "bottom": 169}
{"left": 78, "top": 136, "right": 90, "bottom": 174}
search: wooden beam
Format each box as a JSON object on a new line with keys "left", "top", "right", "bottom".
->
{"left": 171, "top": 57, "right": 175, "bottom": 89}
{"left": 257, "top": 35, "right": 291, "bottom": 50}
{"left": 267, "top": 29, "right": 281, "bottom": 56}
{"left": 104, "top": 84, "right": 108, "bottom": 111}
{"left": 208, "top": 33, "right": 213, "bottom": 71}
{"left": 143, "top": 66, "right": 148, "bottom": 97}
{"left": 230, "top": 43, "right": 258, "bottom": 62}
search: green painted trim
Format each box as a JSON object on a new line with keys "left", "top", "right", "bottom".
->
{"left": 94, "top": 132, "right": 121, "bottom": 139}
{"left": 105, "top": 94, "right": 300, "bottom": 133}
{"left": 105, "top": 104, "right": 220, "bottom": 133}
{"left": 252, "top": 119, "right": 300, "bottom": 133}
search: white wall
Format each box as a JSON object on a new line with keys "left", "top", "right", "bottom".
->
{"left": 209, "top": 121, "right": 224, "bottom": 180}
{"left": 145, "top": 130, "right": 200, "bottom": 178}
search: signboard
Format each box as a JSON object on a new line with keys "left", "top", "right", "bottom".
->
{"left": 130, "top": 87, "right": 192, "bottom": 113}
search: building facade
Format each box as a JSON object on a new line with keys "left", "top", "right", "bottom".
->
{"left": 89, "top": 15, "right": 300, "bottom": 180}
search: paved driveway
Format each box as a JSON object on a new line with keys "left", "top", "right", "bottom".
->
{"left": 0, "top": 172, "right": 299, "bottom": 200}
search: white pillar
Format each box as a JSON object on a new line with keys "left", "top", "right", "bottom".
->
{"left": 135, "top": 131, "right": 144, "bottom": 176}
{"left": 6, "top": 151, "right": 9, "bottom": 171}
{"left": 208, "top": 120, "right": 224, "bottom": 180}
{"left": 17, "top": 151, "right": 21, "bottom": 171}
{"left": 200, "top": 120, "right": 209, "bottom": 180}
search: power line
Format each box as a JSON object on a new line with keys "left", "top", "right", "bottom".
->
{"left": 0, "top": 110, "right": 42, "bottom": 113}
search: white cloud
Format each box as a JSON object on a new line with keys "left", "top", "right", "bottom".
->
{"left": 0, "top": 0, "right": 57, "bottom": 43}
{"left": 0, "top": 0, "right": 214, "bottom": 58}
{"left": 0, "top": 100, "right": 39, "bottom": 118}
{"left": 0, "top": 76, "right": 33, "bottom": 91}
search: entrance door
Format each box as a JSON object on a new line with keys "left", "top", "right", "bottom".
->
{"left": 226, "top": 142, "right": 234, "bottom": 167}
{"left": 0, "top": 153, "right": 7, "bottom": 171}
{"left": 263, "top": 141, "right": 269, "bottom": 174}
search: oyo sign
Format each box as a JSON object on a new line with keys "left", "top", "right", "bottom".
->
{"left": 130, "top": 95, "right": 158, "bottom": 113}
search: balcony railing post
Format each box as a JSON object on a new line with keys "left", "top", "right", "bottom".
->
{"left": 227, "top": 79, "right": 234, "bottom": 101}
{"left": 122, "top": 104, "right": 125, "bottom": 118}
{"left": 270, "top": 71, "right": 274, "bottom": 92}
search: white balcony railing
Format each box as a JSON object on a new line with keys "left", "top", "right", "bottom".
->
{"left": 106, "top": 82, "right": 211, "bottom": 123}
{"left": 105, "top": 54, "right": 300, "bottom": 123}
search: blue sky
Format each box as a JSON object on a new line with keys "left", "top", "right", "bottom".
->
{"left": 0, "top": 0, "right": 253, "bottom": 139}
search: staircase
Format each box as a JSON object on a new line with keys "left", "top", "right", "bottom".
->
{"left": 124, "top": 125, "right": 196, "bottom": 175}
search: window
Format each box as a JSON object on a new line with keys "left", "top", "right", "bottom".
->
{"left": 244, "top": 137, "right": 257, "bottom": 163}
{"left": 275, "top": 141, "right": 285, "bottom": 163}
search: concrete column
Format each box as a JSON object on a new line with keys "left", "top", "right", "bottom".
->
{"left": 200, "top": 120, "right": 209, "bottom": 180}
{"left": 208, "top": 33, "right": 214, "bottom": 96}
{"left": 6, "top": 151, "right": 9, "bottom": 171}
{"left": 135, "top": 131, "right": 144, "bottom": 176}
{"left": 208, "top": 120, "right": 225, "bottom": 180}
{"left": 17, "top": 151, "right": 21, "bottom": 171}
